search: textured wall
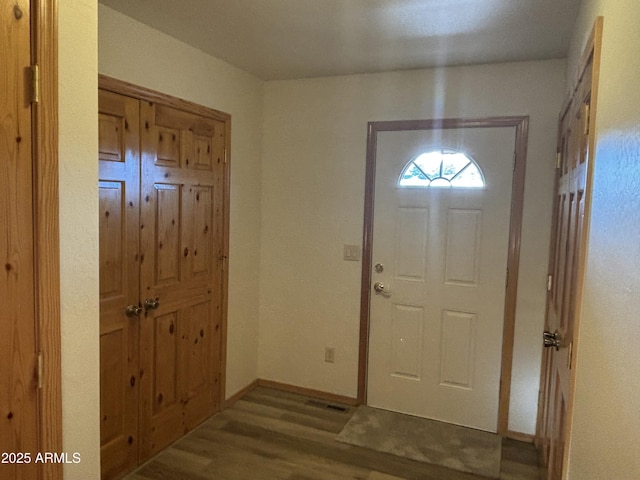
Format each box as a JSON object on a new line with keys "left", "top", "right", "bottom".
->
{"left": 259, "top": 60, "right": 565, "bottom": 435}
{"left": 59, "top": 1, "right": 100, "bottom": 478}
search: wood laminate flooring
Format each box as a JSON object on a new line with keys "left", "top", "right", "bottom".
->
{"left": 124, "top": 387, "right": 540, "bottom": 480}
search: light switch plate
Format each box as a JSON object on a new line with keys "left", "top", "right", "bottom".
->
{"left": 343, "top": 244, "right": 361, "bottom": 261}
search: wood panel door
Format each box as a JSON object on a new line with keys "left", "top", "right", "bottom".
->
{"left": 2, "top": 1, "right": 61, "bottom": 479}
{"left": 536, "top": 23, "right": 600, "bottom": 479}
{"left": 98, "top": 85, "right": 229, "bottom": 478}
{"left": 1, "top": 1, "right": 39, "bottom": 478}
{"left": 99, "top": 89, "right": 142, "bottom": 479}
{"left": 138, "top": 100, "right": 226, "bottom": 459}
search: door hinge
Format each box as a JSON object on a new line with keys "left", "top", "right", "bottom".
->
{"left": 220, "top": 255, "right": 228, "bottom": 271}
{"left": 555, "top": 152, "right": 562, "bottom": 169}
{"left": 224, "top": 148, "right": 228, "bottom": 164}
{"left": 567, "top": 341, "right": 573, "bottom": 369}
{"left": 37, "top": 352, "right": 43, "bottom": 389}
{"left": 30, "top": 64, "right": 40, "bottom": 104}
{"left": 583, "top": 103, "right": 590, "bottom": 136}
{"left": 547, "top": 274, "right": 553, "bottom": 292}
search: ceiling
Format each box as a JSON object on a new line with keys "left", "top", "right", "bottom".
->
{"left": 99, "top": 0, "right": 582, "bottom": 81}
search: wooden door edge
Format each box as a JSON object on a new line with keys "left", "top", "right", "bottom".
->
{"left": 559, "top": 16, "right": 604, "bottom": 479}
{"left": 219, "top": 118, "right": 231, "bottom": 408}
{"left": 357, "top": 117, "right": 529, "bottom": 437}
{"left": 33, "top": 1, "right": 63, "bottom": 478}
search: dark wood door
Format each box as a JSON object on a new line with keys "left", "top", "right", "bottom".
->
{"left": 0, "top": 1, "right": 39, "bottom": 478}
{"left": 98, "top": 89, "right": 142, "bottom": 479}
{"left": 537, "top": 39, "right": 597, "bottom": 480}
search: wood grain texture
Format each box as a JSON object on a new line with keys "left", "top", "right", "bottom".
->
{"left": 1, "top": 3, "right": 39, "bottom": 479}
{"left": 1, "top": 1, "right": 61, "bottom": 479}
{"left": 98, "top": 78, "right": 231, "bottom": 479}
{"left": 32, "top": 0, "right": 63, "bottom": 478}
{"left": 99, "top": 89, "right": 142, "bottom": 480}
{"left": 124, "top": 387, "right": 539, "bottom": 480}
{"left": 138, "top": 100, "right": 225, "bottom": 461}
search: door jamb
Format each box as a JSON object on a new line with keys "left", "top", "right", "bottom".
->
{"left": 357, "top": 116, "right": 529, "bottom": 437}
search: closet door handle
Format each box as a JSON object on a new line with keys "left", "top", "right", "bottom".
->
{"left": 144, "top": 298, "right": 160, "bottom": 311}
{"left": 125, "top": 305, "right": 142, "bottom": 317}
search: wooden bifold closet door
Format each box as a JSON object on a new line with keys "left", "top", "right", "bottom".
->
{"left": 98, "top": 83, "right": 229, "bottom": 480}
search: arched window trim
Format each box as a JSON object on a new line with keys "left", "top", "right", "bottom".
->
{"left": 398, "top": 148, "right": 486, "bottom": 188}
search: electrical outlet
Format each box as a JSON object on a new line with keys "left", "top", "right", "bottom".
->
{"left": 324, "top": 347, "right": 336, "bottom": 363}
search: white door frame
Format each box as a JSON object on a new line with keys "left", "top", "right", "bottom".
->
{"left": 357, "top": 117, "right": 529, "bottom": 437}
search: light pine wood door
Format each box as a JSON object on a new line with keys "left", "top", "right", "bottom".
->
{"left": 137, "top": 100, "right": 226, "bottom": 459}
{"left": 537, "top": 51, "right": 595, "bottom": 480}
{"left": 0, "top": 1, "right": 39, "bottom": 478}
{"left": 99, "top": 87, "right": 228, "bottom": 478}
{"left": 99, "top": 90, "right": 142, "bottom": 479}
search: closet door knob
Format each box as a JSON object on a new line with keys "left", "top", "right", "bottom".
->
{"left": 125, "top": 305, "right": 142, "bottom": 317}
{"left": 144, "top": 298, "right": 160, "bottom": 311}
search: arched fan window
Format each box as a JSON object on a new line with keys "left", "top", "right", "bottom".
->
{"left": 398, "top": 149, "right": 485, "bottom": 188}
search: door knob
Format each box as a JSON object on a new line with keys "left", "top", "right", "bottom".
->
{"left": 373, "top": 282, "right": 390, "bottom": 295}
{"left": 543, "top": 330, "right": 561, "bottom": 350}
{"left": 144, "top": 298, "right": 160, "bottom": 311}
{"left": 125, "top": 304, "right": 142, "bottom": 317}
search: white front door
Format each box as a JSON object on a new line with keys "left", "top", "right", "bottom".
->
{"left": 367, "top": 127, "right": 515, "bottom": 432}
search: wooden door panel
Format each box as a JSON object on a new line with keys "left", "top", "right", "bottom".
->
{"left": 98, "top": 90, "right": 141, "bottom": 480}
{"left": 99, "top": 181, "right": 126, "bottom": 297}
{"left": 537, "top": 40, "right": 597, "bottom": 477}
{"left": 187, "top": 186, "right": 214, "bottom": 279}
{"left": 139, "top": 101, "right": 224, "bottom": 459}
{"left": 184, "top": 302, "right": 212, "bottom": 395}
{"left": 99, "top": 81, "right": 228, "bottom": 477}
{"left": 100, "top": 322, "right": 127, "bottom": 445}
{"left": 153, "top": 183, "right": 182, "bottom": 286}
{"left": 152, "top": 311, "right": 180, "bottom": 415}
{"left": 192, "top": 134, "right": 214, "bottom": 170}
{"left": 156, "top": 127, "right": 181, "bottom": 167}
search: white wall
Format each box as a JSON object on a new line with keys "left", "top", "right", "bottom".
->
{"left": 98, "top": 5, "right": 264, "bottom": 399}
{"left": 259, "top": 60, "right": 565, "bottom": 435}
{"left": 59, "top": 2, "right": 100, "bottom": 478}
{"left": 566, "top": 1, "right": 640, "bottom": 478}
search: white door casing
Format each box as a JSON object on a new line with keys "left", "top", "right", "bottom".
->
{"left": 367, "top": 127, "right": 516, "bottom": 432}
